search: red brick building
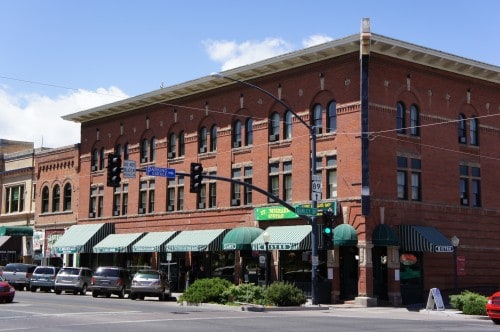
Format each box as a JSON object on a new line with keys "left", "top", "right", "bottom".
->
{"left": 63, "top": 21, "right": 500, "bottom": 305}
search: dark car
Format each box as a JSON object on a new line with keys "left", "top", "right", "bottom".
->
{"left": 55, "top": 267, "right": 93, "bottom": 295}
{"left": 91, "top": 267, "right": 131, "bottom": 298}
{"left": 130, "top": 270, "right": 170, "bottom": 301}
{"left": 2, "top": 263, "right": 37, "bottom": 290}
{"left": 0, "top": 275, "right": 15, "bottom": 303}
{"left": 30, "top": 266, "right": 60, "bottom": 292}
{"left": 486, "top": 291, "right": 500, "bottom": 324}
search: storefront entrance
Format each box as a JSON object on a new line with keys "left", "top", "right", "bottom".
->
{"left": 372, "top": 246, "right": 389, "bottom": 301}
{"left": 339, "top": 246, "right": 358, "bottom": 301}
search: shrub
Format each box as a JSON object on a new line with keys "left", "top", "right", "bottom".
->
{"left": 265, "top": 282, "right": 307, "bottom": 306}
{"left": 223, "top": 283, "right": 267, "bottom": 305}
{"left": 450, "top": 290, "right": 487, "bottom": 315}
{"left": 178, "top": 277, "right": 232, "bottom": 304}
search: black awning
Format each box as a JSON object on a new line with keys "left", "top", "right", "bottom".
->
{"left": 398, "top": 225, "right": 453, "bottom": 253}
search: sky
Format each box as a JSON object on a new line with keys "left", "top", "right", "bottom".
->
{"left": 1, "top": 1, "right": 499, "bottom": 148}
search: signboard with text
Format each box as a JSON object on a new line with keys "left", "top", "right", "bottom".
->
{"left": 254, "top": 201, "right": 337, "bottom": 221}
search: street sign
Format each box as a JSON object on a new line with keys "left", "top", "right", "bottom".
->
{"left": 146, "top": 166, "right": 176, "bottom": 178}
{"left": 296, "top": 206, "right": 318, "bottom": 216}
{"left": 122, "top": 160, "right": 136, "bottom": 179}
{"left": 311, "top": 174, "right": 322, "bottom": 200}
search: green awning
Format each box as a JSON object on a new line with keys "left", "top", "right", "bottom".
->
{"left": 223, "top": 227, "right": 263, "bottom": 250}
{"left": 0, "top": 226, "right": 33, "bottom": 236}
{"left": 132, "top": 231, "right": 178, "bottom": 252}
{"left": 372, "top": 224, "right": 399, "bottom": 246}
{"left": 399, "top": 225, "right": 453, "bottom": 253}
{"left": 164, "top": 229, "right": 227, "bottom": 252}
{"left": 93, "top": 233, "right": 145, "bottom": 253}
{"left": 333, "top": 224, "right": 358, "bottom": 246}
{"left": 251, "top": 225, "right": 312, "bottom": 251}
{"left": 52, "top": 223, "right": 114, "bottom": 254}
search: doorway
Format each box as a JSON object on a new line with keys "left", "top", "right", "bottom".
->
{"left": 339, "top": 246, "right": 358, "bottom": 301}
{"left": 372, "top": 246, "right": 388, "bottom": 301}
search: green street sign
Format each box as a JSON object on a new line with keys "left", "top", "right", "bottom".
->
{"left": 295, "top": 207, "right": 318, "bottom": 216}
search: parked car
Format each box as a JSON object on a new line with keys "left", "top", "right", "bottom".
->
{"left": 54, "top": 267, "right": 93, "bottom": 295}
{"left": 91, "top": 267, "right": 131, "bottom": 298}
{"left": 0, "top": 275, "right": 15, "bottom": 303}
{"left": 2, "top": 263, "right": 37, "bottom": 290}
{"left": 486, "top": 291, "right": 500, "bottom": 324}
{"left": 30, "top": 266, "right": 60, "bottom": 292}
{"left": 130, "top": 270, "right": 170, "bottom": 301}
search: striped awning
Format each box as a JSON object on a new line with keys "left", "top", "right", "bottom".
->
{"left": 52, "top": 223, "right": 114, "bottom": 254}
{"left": 93, "top": 232, "right": 145, "bottom": 253}
{"left": 222, "top": 227, "right": 263, "bottom": 250}
{"left": 251, "top": 225, "right": 312, "bottom": 251}
{"left": 164, "top": 229, "right": 227, "bottom": 252}
{"left": 132, "top": 231, "right": 178, "bottom": 252}
{"left": 398, "top": 225, "right": 453, "bottom": 253}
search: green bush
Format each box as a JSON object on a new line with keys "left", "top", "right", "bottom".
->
{"left": 449, "top": 290, "right": 487, "bottom": 315}
{"left": 178, "top": 277, "right": 232, "bottom": 304}
{"left": 223, "top": 283, "right": 267, "bottom": 305}
{"left": 265, "top": 282, "right": 307, "bottom": 306}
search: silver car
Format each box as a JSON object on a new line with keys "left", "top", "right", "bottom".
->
{"left": 130, "top": 270, "right": 170, "bottom": 301}
{"left": 54, "top": 267, "right": 93, "bottom": 295}
{"left": 30, "top": 266, "right": 60, "bottom": 292}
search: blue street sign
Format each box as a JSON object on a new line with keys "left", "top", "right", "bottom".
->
{"left": 146, "top": 166, "right": 176, "bottom": 178}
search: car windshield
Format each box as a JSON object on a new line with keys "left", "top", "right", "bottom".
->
{"left": 94, "top": 269, "right": 120, "bottom": 277}
{"left": 58, "top": 268, "right": 80, "bottom": 276}
{"left": 135, "top": 271, "right": 159, "bottom": 279}
{"left": 34, "top": 267, "right": 55, "bottom": 274}
{"left": 4, "top": 264, "right": 30, "bottom": 272}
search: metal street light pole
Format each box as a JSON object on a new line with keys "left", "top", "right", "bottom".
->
{"left": 262, "top": 231, "right": 271, "bottom": 287}
{"left": 451, "top": 235, "right": 460, "bottom": 293}
{"left": 212, "top": 73, "right": 320, "bottom": 305}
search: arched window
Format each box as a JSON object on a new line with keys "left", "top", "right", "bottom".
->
{"left": 99, "top": 147, "right": 105, "bottom": 170}
{"left": 269, "top": 112, "right": 280, "bottom": 141}
{"left": 199, "top": 127, "right": 207, "bottom": 153}
{"left": 52, "top": 185, "right": 60, "bottom": 212}
{"left": 396, "top": 102, "right": 406, "bottom": 134}
{"left": 409, "top": 104, "right": 420, "bottom": 136}
{"left": 115, "top": 144, "right": 122, "bottom": 158}
{"left": 470, "top": 117, "right": 479, "bottom": 146}
{"left": 327, "top": 101, "right": 337, "bottom": 133}
{"left": 284, "top": 111, "right": 293, "bottom": 139}
{"left": 124, "top": 143, "right": 130, "bottom": 160}
{"left": 312, "top": 104, "right": 323, "bottom": 134}
{"left": 179, "top": 131, "right": 185, "bottom": 156}
{"left": 168, "top": 133, "right": 177, "bottom": 158}
{"left": 233, "top": 120, "right": 242, "bottom": 148}
{"left": 140, "top": 138, "right": 149, "bottom": 163}
{"left": 91, "top": 148, "right": 99, "bottom": 171}
{"left": 245, "top": 118, "right": 253, "bottom": 146}
{"left": 458, "top": 114, "right": 467, "bottom": 144}
{"left": 41, "top": 186, "right": 49, "bottom": 213}
{"left": 210, "top": 125, "right": 218, "bottom": 152}
{"left": 150, "top": 137, "right": 157, "bottom": 162}
{"left": 63, "top": 183, "right": 72, "bottom": 211}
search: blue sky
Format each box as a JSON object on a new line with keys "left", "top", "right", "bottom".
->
{"left": 1, "top": 0, "right": 499, "bottom": 148}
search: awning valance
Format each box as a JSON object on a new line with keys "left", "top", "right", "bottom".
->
{"left": 0, "top": 226, "right": 33, "bottom": 237}
{"left": 52, "top": 223, "right": 114, "bottom": 254}
{"left": 165, "top": 229, "right": 227, "bottom": 252}
{"left": 132, "top": 231, "right": 178, "bottom": 252}
{"left": 93, "top": 232, "right": 145, "bottom": 253}
{"left": 398, "top": 225, "right": 453, "bottom": 253}
{"left": 372, "top": 224, "right": 399, "bottom": 246}
{"left": 223, "top": 227, "right": 263, "bottom": 250}
{"left": 333, "top": 224, "right": 358, "bottom": 246}
{"left": 251, "top": 225, "right": 312, "bottom": 251}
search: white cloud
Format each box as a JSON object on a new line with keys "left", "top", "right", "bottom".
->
{"left": 0, "top": 87, "right": 128, "bottom": 148}
{"left": 203, "top": 37, "right": 293, "bottom": 70}
{"left": 302, "top": 34, "right": 333, "bottom": 48}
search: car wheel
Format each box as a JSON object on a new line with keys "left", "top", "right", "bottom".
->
{"left": 30, "top": 286, "right": 36, "bottom": 292}
{"left": 492, "top": 318, "right": 500, "bottom": 325}
{"left": 159, "top": 292, "right": 165, "bottom": 301}
{"left": 73, "top": 290, "right": 78, "bottom": 295}
{"left": 105, "top": 293, "right": 111, "bottom": 298}
{"left": 55, "top": 289, "right": 62, "bottom": 295}
{"left": 80, "top": 284, "right": 87, "bottom": 295}
{"left": 139, "top": 295, "right": 144, "bottom": 300}
{"left": 130, "top": 293, "right": 136, "bottom": 300}
{"left": 92, "top": 291, "right": 99, "bottom": 298}
{"left": 118, "top": 287, "right": 125, "bottom": 299}
{"left": 6, "top": 297, "right": 13, "bottom": 303}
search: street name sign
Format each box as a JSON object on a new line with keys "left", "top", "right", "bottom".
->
{"left": 295, "top": 206, "right": 318, "bottom": 216}
{"left": 146, "top": 166, "right": 176, "bottom": 178}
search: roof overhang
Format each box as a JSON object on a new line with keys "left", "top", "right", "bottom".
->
{"left": 63, "top": 33, "right": 500, "bottom": 124}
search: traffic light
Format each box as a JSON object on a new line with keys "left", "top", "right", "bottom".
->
{"left": 190, "top": 162, "right": 203, "bottom": 193}
{"left": 107, "top": 153, "right": 122, "bottom": 187}
{"left": 322, "top": 208, "right": 335, "bottom": 249}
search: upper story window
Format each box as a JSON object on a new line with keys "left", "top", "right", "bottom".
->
{"left": 460, "top": 165, "right": 481, "bottom": 207}
{"left": 199, "top": 127, "right": 207, "bottom": 153}
{"left": 396, "top": 102, "right": 406, "bottom": 134}
{"left": 124, "top": 143, "right": 130, "bottom": 160}
{"left": 139, "top": 179, "right": 155, "bottom": 214}
{"left": 312, "top": 104, "right": 323, "bottom": 134}
{"left": 179, "top": 131, "right": 185, "bottom": 157}
{"left": 397, "top": 156, "right": 421, "bottom": 201}
{"left": 99, "top": 147, "right": 105, "bottom": 170}
{"left": 327, "top": 101, "right": 337, "bottom": 133}
{"left": 269, "top": 112, "right": 280, "bottom": 142}
{"left": 283, "top": 161, "right": 292, "bottom": 202}
{"left": 41, "top": 186, "right": 49, "bottom": 213}
{"left": 150, "top": 137, "right": 157, "bottom": 162}
{"left": 168, "top": 133, "right": 177, "bottom": 159}
{"left": 91, "top": 148, "right": 99, "bottom": 172}
{"left": 326, "top": 156, "right": 338, "bottom": 199}
{"left": 233, "top": 120, "right": 242, "bottom": 148}
{"left": 89, "top": 185, "right": 104, "bottom": 218}
{"left": 470, "top": 117, "right": 479, "bottom": 146}
{"left": 140, "top": 138, "right": 149, "bottom": 163}
{"left": 409, "top": 104, "right": 420, "bottom": 137}
{"left": 210, "top": 125, "right": 218, "bottom": 152}
{"left": 284, "top": 111, "right": 293, "bottom": 140}
{"left": 268, "top": 162, "right": 280, "bottom": 202}
{"left": 115, "top": 144, "right": 122, "bottom": 159}
{"left": 458, "top": 114, "right": 467, "bottom": 144}
{"left": 245, "top": 118, "right": 253, "bottom": 146}
{"left": 5, "top": 184, "right": 25, "bottom": 213}
{"left": 52, "top": 185, "right": 60, "bottom": 212}
{"left": 63, "top": 183, "right": 72, "bottom": 211}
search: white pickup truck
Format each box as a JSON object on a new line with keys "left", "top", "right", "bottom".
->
{"left": 2, "top": 263, "right": 37, "bottom": 290}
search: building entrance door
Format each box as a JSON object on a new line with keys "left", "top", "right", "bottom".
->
{"left": 339, "top": 246, "right": 358, "bottom": 301}
{"left": 372, "top": 246, "right": 388, "bottom": 301}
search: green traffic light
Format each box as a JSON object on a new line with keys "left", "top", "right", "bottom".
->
{"left": 324, "top": 227, "right": 332, "bottom": 234}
